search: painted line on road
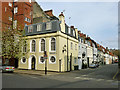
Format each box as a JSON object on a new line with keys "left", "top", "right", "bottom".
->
{"left": 113, "top": 71, "right": 119, "bottom": 80}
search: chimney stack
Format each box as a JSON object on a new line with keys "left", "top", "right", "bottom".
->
{"left": 59, "top": 12, "right": 65, "bottom": 33}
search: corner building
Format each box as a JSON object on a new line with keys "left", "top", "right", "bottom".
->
{"left": 18, "top": 12, "right": 78, "bottom": 72}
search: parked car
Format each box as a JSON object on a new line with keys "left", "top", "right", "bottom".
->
{"left": 89, "top": 63, "right": 99, "bottom": 68}
{"left": 2, "top": 64, "right": 14, "bottom": 73}
{"left": 114, "top": 59, "right": 118, "bottom": 63}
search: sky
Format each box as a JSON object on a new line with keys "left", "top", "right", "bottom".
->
{"left": 36, "top": 1, "right": 118, "bottom": 49}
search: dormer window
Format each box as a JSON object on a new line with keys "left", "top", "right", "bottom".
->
{"left": 81, "top": 39, "right": 83, "bottom": 43}
{"left": 46, "top": 22, "right": 51, "bottom": 30}
{"left": 28, "top": 26, "right": 33, "bottom": 33}
{"left": 37, "top": 24, "right": 42, "bottom": 31}
{"left": 68, "top": 27, "right": 71, "bottom": 34}
{"left": 73, "top": 30, "right": 75, "bottom": 36}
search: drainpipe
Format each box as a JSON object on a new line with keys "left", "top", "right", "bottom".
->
{"left": 67, "top": 36, "right": 69, "bottom": 71}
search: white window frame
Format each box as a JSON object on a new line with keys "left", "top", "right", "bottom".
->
{"left": 37, "top": 24, "right": 42, "bottom": 32}
{"left": 29, "top": 0, "right": 31, "bottom": 3}
{"left": 23, "top": 41, "right": 27, "bottom": 53}
{"left": 39, "top": 38, "right": 46, "bottom": 52}
{"left": 9, "top": 16, "right": 12, "bottom": 21}
{"left": 68, "top": 27, "right": 71, "bottom": 34}
{"left": 49, "top": 56, "right": 56, "bottom": 64}
{"left": 49, "top": 37, "right": 56, "bottom": 52}
{"left": 46, "top": 22, "right": 51, "bottom": 30}
{"left": 73, "top": 30, "right": 75, "bottom": 36}
{"left": 9, "top": 2, "right": 12, "bottom": 7}
{"left": 13, "top": 20, "right": 17, "bottom": 29}
{"left": 74, "top": 57, "right": 77, "bottom": 64}
{"left": 39, "top": 56, "right": 45, "bottom": 64}
{"left": 75, "top": 44, "right": 77, "bottom": 50}
{"left": 28, "top": 25, "right": 33, "bottom": 33}
{"left": 30, "top": 39, "right": 36, "bottom": 53}
{"left": 5, "top": 7, "right": 7, "bottom": 12}
{"left": 21, "top": 57, "right": 27, "bottom": 64}
{"left": 14, "top": 7, "right": 18, "bottom": 14}
{"left": 14, "top": 0, "right": 18, "bottom": 2}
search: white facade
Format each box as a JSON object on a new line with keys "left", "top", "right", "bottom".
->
{"left": 87, "top": 45, "right": 93, "bottom": 65}
{"left": 92, "top": 43, "right": 98, "bottom": 63}
{"left": 105, "top": 53, "right": 109, "bottom": 64}
{"left": 78, "top": 40, "right": 87, "bottom": 69}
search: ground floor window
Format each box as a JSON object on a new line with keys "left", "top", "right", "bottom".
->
{"left": 21, "top": 57, "right": 26, "bottom": 64}
{"left": 49, "top": 56, "right": 56, "bottom": 64}
{"left": 39, "top": 56, "right": 45, "bottom": 64}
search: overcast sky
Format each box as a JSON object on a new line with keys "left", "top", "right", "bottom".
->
{"left": 36, "top": 1, "right": 118, "bottom": 49}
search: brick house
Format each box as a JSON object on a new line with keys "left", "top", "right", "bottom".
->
{"left": 1, "top": 1, "right": 33, "bottom": 67}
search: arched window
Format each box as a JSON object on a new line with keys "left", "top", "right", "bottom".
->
{"left": 51, "top": 38, "right": 56, "bottom": 51}
{"left": 32, "top": 40, "right": 36, "bottom": 52}
{"left": 50, "top": 56, "right": 56, "bottom": 64}
{"left": 41, "top": 39, "right": 45, "bottom": 51}
{"left": 23, "top": 41, "right": 27, "bottom": 52}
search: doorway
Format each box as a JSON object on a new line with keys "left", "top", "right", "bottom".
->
{"left": 70, "top": 53, "right": 72, "bottom": 71}
{"left": 31, "top": 56, "right": 36, "bottom": 70}
{"left": 87, "top": 57, "right": 89, "bottom": 67}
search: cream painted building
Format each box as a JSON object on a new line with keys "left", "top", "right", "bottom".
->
{"left": 18, "top": 12, "right": 78, "bottom": 72}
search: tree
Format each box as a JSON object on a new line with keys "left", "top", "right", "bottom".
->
{"left": 1, "top": 25, "right": 29, "bottom": 66}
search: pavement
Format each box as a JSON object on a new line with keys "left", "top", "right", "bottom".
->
{"left": 14, "top": 69, "right": 65, "bottom": 76}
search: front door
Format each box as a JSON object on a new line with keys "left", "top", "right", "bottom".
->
{"left": 31, "top": 56, "right": 36, "bottom": 70}
{"left": 78, "top": 57, "right": 82, "bottom": 69}
{"left": 70, "top": 53, "right": 72, "bottom": 71}
{"left": 87, "top": 57, "right": 89, "bottom": 67}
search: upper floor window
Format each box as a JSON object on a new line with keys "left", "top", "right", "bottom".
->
{"left": 9, "top": 17, "right": 12, "bottom": 21}
{"left": 23, "top": 41, "right": 27, "bottom": 52}
{"left": 68, "top": 27, "right": 71, "bottom": 34}
{"left": 25, "top": 17, "right": 31, "bottom": 23}
{"left": 14, "top": 0, "right": 18, "bottom": 2}
{"left": 75, "top": 44, "right": 77, "bottom": 50}
{"left": 71, "top": 42, "right": 73, "bottom": 50}
{"left": 46, "top": 22, "right": 51, "bottom": 30}
{"left": 37, "top": 24, "right": 42, "bottom": 32}
{"left": 74, "top": 58, "right": 77, "bottom": 64}
{"left": 81, "top": 39, "right": 83, "bottom": 43}
{"left": 51, "top": 38, "right": 56, "bottom": 51}
{"left": 5, "top": 7, "right": 7, "bottom": 12}
{"left": 73, "top": 30, "right": 75, "bottom": 36}
{"left": 31, "top": 40, "right": 36, "bottom": 52}
{"left": 88, "top": 42, "right": 90, "bottom": 46}
{"left": 79, "top": 46, "right": 80, "bottom": 50}
{"left": 28, "top": 26, "right": 33, "bottom": 33}
{"left": 14, "top": 7, "right": 18, "bottom": 14}
{"left": 13, "top": 20, "right": 17, "bottom": 29}
{"left": 40, "top": 39, "right": 45, "bottom": 52}
{"left": 9, "top": 2, "right": 12, "bottom": 7}
{"left": 29, "top": 0, "right": 31, "bottom": 3}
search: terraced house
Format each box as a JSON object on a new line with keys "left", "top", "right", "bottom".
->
{"left": 18, "top": 12, "right": 78, "bottom": 72}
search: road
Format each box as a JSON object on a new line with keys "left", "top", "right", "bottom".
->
{"left": 2, "top": 63, "right": 119, "bottom": 88}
